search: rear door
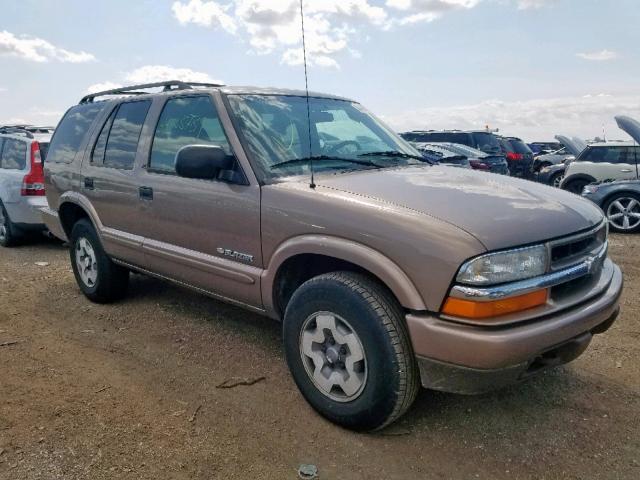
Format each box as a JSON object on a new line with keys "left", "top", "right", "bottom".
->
{"left": 80, "top": 99, "right": 152, "bottom": 263}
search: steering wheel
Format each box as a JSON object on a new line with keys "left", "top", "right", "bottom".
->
{"left": 327, "top": 140, "right": 362, "bottom": 155}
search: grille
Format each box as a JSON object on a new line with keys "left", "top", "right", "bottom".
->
{"left": 549, "top": 222, "right": 607, "bottom": 272}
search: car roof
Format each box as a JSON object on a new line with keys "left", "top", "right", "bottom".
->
{"left": 588, "top": 141, "right": 637, "bottom": 147}
{"left": 80, "top": 80, "right": 355, "bottom": 105}
{"left": 0, "top": 132, "right": 52, "bottom": 143}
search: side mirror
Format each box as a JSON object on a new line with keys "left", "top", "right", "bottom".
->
{"left": 175, "top": 145, "right": 233, "bottom": 180}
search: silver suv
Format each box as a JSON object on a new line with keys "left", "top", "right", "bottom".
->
{"left": 0, "top": 126, "right": 52, "bottom": 246}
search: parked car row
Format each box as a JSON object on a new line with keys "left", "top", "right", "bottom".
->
{"left": 0, "top": 81, "right": 624, "bottom": 432}
{"left": 399, "top": 130, "right": 536, "bottom": 179}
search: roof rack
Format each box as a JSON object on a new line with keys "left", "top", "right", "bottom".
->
{"left": 0, "top": 126, "right": 35, "bottom": 139}
{"left": 79, "top": 80, "right": 225, "bottom": 104}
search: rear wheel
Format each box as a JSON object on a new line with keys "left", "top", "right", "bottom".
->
{"left": 283, "top": 271, "right": 419, "bottom": 431}
{"left": 0, "top": 201, "right": 20, "bottom": 247}
{"left": 604, "top": 193, "right": 640, "bottom": 233}
{"left": 70, "top": 219, "right": 129, "bottom": 303}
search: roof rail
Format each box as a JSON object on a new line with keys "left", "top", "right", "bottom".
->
{"left": 0, "top": 126, "right": 35, "bottom": 139}
{"left": 79, "top": 80, "right": 225, "bottom": 104}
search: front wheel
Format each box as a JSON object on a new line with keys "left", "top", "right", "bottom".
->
{"left": 550, "top": 171, "right": 565, "bottom": 188}
{"left": 283, "top": 272, "right": 419, "bottom": 431}
{"left": 563, "top": 179, "right": 589, "bottom": 194}
{"left": 69, "top": 219, "right": 129, "bottom": 303}
{"left": 604, "top": 193, "right": 640, "bottom": 233}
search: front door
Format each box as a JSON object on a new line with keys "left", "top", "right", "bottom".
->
{"left": 137, "top": 94, "right": 262, "bottom": 308}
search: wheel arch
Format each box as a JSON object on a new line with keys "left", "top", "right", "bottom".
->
{"left": 601, "top": 188, "right": 640, "bottom": 209}
{"left": 57, "top": 192, "right": 103, "bottom": 239}
{"left": 262, "top": 235, "right": 427, "bottom": 319}
{"left": 560, "top": 173, "right": 597, "bottom": 190}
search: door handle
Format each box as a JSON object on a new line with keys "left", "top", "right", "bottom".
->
{"left": 139, "top": 186, "right": 153, "bottom": 200}
{"left": 84, "top": 177, "right": 94, "bottom": 190}
{"left": 620, "top": 169, "right": 633, "bottom": 173}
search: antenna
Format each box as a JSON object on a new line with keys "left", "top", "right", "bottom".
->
{"left": 299, "top": 0, "right": 315, "bottom": 189}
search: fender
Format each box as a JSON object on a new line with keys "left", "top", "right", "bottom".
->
{"left": 561, "top": 173, "right": 597, "bottom": 190}
{"left": 261, "top": 235, "right": 428, "bottom": 315}
{"left": 57, "top": 191, "right": 104, "bottom": 233}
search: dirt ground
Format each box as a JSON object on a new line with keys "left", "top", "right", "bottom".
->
{"left": 0, "top": 234, "right": 638, "bottom": 480}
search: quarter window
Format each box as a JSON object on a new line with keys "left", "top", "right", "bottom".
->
{"left": 103, "top": 101, "right": 151, "bottom": 170}
{"left": 1, "top": 139, "right": 27, "bottom": 170}
{"left": 47, "top": 103, "right": 105, "bottom": 164}
{"left": 149, "top": 96, "right": 231, "bottom": 173}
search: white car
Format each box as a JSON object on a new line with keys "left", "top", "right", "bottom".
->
{"left": 0, "top": 126, "right": 52, "bottom": 246}
{"left": 560, "top": 141, "right": 640, "bottom": 194}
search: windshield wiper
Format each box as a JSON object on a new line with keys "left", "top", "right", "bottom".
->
{"left": 359, "top": 151, "right": 431, "bottom": 162}
{"left": 270, "top": 155, "right": 381, "bottom": 170}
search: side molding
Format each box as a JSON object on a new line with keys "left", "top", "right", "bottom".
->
{"left": 261, "top": 235, "right": 428, "bottom": 316}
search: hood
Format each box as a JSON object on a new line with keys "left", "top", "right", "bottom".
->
{"left": 555, "top": 135, "right": 587, "bottom": 156}
{"left": 315, "top": 166, "right": 603, "bottom": 251}
{"left": 616, "top": 115, "right": 640, "bottom": 144}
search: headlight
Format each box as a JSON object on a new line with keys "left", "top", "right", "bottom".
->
{"left": 456, "top": 245, "right": 548, "bottom": 286}
{"left": 540, "top": 166, "right": 551, "bottom": 173}
{"left": 582, "top": 184, "right": 599, "bottom": 195}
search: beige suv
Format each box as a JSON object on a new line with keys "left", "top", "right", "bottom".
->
{"left": 42, "top": 81, "right": 622, "bottom": 431}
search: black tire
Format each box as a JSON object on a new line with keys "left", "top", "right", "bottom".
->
{"left": 0, "top": 200, "right": 21, "bottom": 247}
{"left": 603, "top": 193, "right": 640, "bottom": 234}
{"left": 563, "top": 179, "right": 589, "bottom": 195}
{"left": 283, "top": 271, "right": 419, "bottom": 431}
{"left": 69, "top": 218, "right": 129, "bottom": 303}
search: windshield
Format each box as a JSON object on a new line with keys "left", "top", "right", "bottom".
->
{"left": 226, "top": 94, "right": 424, "bottom": 180}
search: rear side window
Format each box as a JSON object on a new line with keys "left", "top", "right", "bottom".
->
{"left": 149, "top": 96, "right": 230, "bottom": 173}
{"left": 578, "top": 146, "right": 640, "bottom": 164}
{"left": 91, "top": 109, "right": 117, "bottom": 165}
{"left": 47, "top": 103, "right": 105, "bottom": 164}
{"left": 103, "top": 101, "right": 151, "bottom": 170}
{"left": 1, "top": 139, "right": 27, "bottom": 170}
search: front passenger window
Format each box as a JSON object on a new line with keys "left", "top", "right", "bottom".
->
{"left": 149, "top": 96, "right": 232, "bottom": 173}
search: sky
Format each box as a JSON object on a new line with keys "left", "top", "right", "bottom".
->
{"left": 1, "top": 0, "right": 639, "bottom": 142}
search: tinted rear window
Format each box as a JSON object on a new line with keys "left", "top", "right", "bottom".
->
{"left": 508, "top": 139, "right": 533, "bottom": 154}
{"left": 47, "top": 103, "right": 105, "bottom": 164}
{"left": 470, "top": 133, "right": 501, "bottom": 153}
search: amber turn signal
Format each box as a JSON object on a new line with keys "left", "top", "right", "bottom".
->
{"left": 442, "top": 289, "right": 548, "bottom": 319}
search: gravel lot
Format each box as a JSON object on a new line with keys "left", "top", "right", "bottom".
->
{"left": 0, "top": 234, "right": 638, "bottom": 479}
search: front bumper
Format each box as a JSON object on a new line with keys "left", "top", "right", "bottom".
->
{"left": 406, "top": 262, "right": 622, "bottom": 394}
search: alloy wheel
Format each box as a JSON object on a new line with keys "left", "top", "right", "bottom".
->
{"left": 607, "top": 197, "right": 640, "bottom": 231}
{"left": 553, "top": 174, "right": 564, "bottom": 188}
{"left": 299, "top": 312, "right": 367, "bottom": 403}
{"left": 75, "top": 237, "right": 98, "bottom": 287}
